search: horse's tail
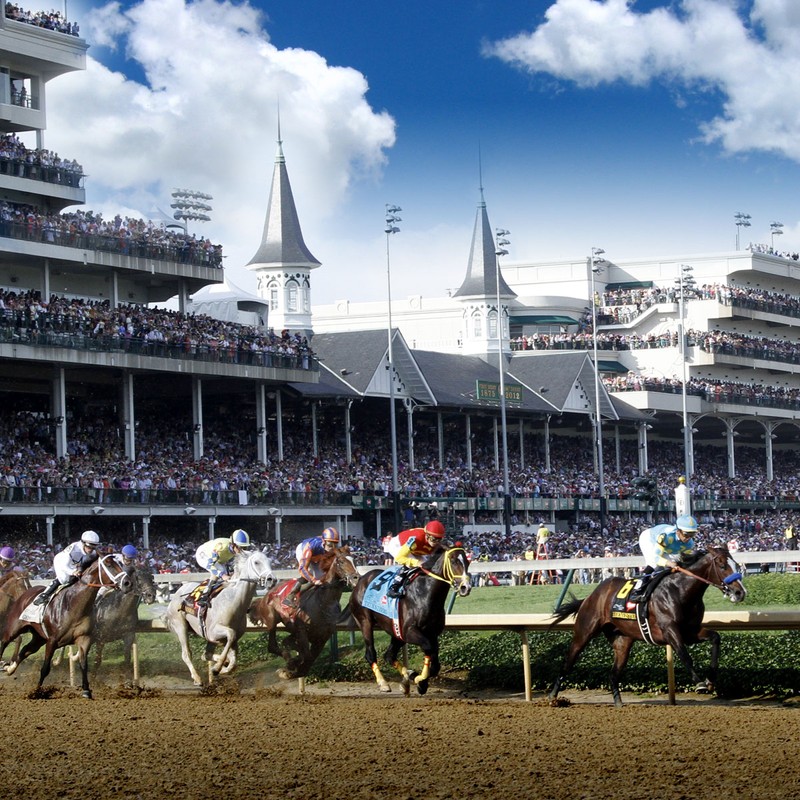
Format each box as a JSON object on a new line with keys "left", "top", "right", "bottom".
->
{"left": 549, "top": 595, "right": 584, "bottom": 627}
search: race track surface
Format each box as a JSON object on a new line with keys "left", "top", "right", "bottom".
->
{"left": 0, "top": 669, "right": 798, "bottom": 800}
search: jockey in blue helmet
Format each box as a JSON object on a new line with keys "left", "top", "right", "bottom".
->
{"left": 632, "top": 514, "right": 699, "bottom": 602}
{"left": 116, "top": 544, "right": 139, "bottom": 568}
{"left": 194, "top": 529, "right": 252, "bottom": 607}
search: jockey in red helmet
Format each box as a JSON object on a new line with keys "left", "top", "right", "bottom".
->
{"left": 386, "top": 520, "right": 446, "bottom": 598}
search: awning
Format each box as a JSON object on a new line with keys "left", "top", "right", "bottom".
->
{"left": 510, "top": 314, "right": 579, "bottom": 325}
{"left": 598, "top": 360, "right": 628, "bottom": 373}
{"left": 604, "top": 280, "right": 653, "bottom": 291}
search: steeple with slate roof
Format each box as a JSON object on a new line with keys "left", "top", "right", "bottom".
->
{"left": 247, "top": 128, "right": 320, "bottom": 338}
{"left": 453, "top": 186, "right": 517, "bottom": 358}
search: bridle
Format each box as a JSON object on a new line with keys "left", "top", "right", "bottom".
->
{"left": 81, "top": 554, "right": 128, "bottom": 590}
{"left": 420, "top": 547, "right": 470, "bottom": 590}
{"left": 672, "top": 549, "right": 743, "bottom": 595}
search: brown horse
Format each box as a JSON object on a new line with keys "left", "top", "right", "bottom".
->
{"left": 548, "top": 547, "right": 747, "bottom": 707}
{"left": 349, "top": 546, "right": 471, "bottom": 695}
{"left": 0, "top": 570, "right": 31, "bottom": 665}
{"left": 0, "top": 555, "right": 133, "bottom": 698}
{"left": 249, "top": 546, "right": 359, "bottom": 679}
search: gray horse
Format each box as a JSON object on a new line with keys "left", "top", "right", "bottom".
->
{"left": 165, "top": 550, "right": 275, "bottom": 686}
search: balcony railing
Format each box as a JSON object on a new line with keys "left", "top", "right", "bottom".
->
{"left": 0, "top": 324, "right": 317, "bottom": 371}
{"left": 0, "top": 219, "right": 222, "bottom": 269}
{"left": 0, "top": 156, "right": 83, "bottom": 188}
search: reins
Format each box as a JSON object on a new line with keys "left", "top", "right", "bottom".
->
{"left": 672, "top": 551, "right": 743, "bottom": 591}
{"left": 419, "top": 547, "right": 467, "bottom": 586}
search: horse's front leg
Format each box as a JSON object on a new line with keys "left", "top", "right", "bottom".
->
{"left": 696, "top": 627, "right": 721, "bottom": 691}
{"left": 209, "top": 627, "right": 235, "bottom": 676}
{"left": 665, "top": 628, "right": 711, "bottom": 693}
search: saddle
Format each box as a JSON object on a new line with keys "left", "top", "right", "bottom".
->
{"left": 269, "top": 581, "right": 311, "bottom": 624}
{"left": 181, "top": 580, "right": 224, "bottom": 616}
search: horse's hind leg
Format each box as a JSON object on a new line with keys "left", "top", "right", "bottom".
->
{"left": 358, "top": 616, "right": 391, "bottom": 693}
{"left": 608, "top": 635, "right": 635, "bottom": 708}
{"left": 548, "top": 619, "right": 600, "bottom": 702}
{"left": 5, "top": 631, "right": 45, "bottom": 675}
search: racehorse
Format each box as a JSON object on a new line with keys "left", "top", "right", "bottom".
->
{"left": 548, "top": 546, "right": 747, "bottom": 707}
{"left": 248, "top": 546, "right": 359, "bottom": 679}
{"left": 349, "top": 546, "right": 471, "bottom": 695}
{"left": 0, "top": 570, "right": 31, "bottom": 666}
{"left": 165, "top": 550, "right": 275, "bottom": 686}
{"left": 0, "top": 555, "right": 133, "bottom": 698}
{"left": 92, "top": 565, "right": 157, "bottom": 672}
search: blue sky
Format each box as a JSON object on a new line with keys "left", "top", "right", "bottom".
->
{"left": 46, "top": 0, "right": 800, "bottom": 303}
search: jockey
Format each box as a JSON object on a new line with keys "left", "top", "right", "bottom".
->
{"left": 386, "top": 520, "right": 446, "bottom": 598}
{"left": 194, "top": 528, "right": 252, "bottom": 607}
{"left": 631, "top": 514, "right": 699, "bottom": 601}
{"left": 34, "top": 530, "right": 101, "bottom": 606}
{"left": 0, "top": 546, "right": 15, "bottom": 575}
{"left": 285, "top": 526, "right": 340, "bottom": 607}
{"left": 114, "top": 544, "right": 138, "bottom": 568}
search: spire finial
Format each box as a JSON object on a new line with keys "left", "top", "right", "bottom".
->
{"left": 478, "top": 142, "right": 485, "bottom": 206}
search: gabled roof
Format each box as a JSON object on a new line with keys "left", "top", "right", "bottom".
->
{"left": 452, "top": 195, "right": 516, "bottom": 300}
{"left": 246, "top": 140, "right": 321, "bottom": 271}
{"left": 508, "top": 351, "right": 619, "bottom": 420}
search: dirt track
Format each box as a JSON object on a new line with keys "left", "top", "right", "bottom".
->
{"left": 0, "top": 665, "right": 798, "bottom": 800}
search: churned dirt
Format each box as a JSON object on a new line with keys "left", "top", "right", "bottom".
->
{"left": 0, "top": 663, "right": 798, "bottom": 800}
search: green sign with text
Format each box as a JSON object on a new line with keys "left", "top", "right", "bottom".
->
{"left": 476, "top": 380, "right": 523, "bottom": 403}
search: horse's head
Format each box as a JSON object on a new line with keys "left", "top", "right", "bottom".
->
{"left": 331, "top": 546, "right": 360, "bottom": 589}
{"left": 431, "top": 546, "right": 471, "bottom": 597}
{"left": 696, "top": 546, "right": 747, "bottom": 603}
{"left": 241, "top": 550, "right": 277, "bottom": 590}
{"left": 130, "top": 566, "right": 157, "bottom": 604}
{"left": 93, "top": 555, "right": 134, "bottom": 595}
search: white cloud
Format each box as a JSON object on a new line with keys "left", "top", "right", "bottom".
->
{"left": 44, "top": 0, "right": 396, "bottom": 297}
{"left": 484, "top": 0, "right": 800, "bottom": 162}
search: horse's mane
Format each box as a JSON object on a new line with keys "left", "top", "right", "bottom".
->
{"left": 681, "top": 545, "right": 729, "bottom": 568}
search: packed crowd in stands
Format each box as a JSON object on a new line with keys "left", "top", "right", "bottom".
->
{"left": 0, "top": 202, "right": 223, "bottom": 268}
{"left": 1, "top": 398, "right": 800, "bottom": 580}
{"left": 604, "top": 372, "right": 800, "bottom": 410}
{"left": 0, "top": 134, "right": 83, "bottom": 185}
{"left": 5, "top": 3, "right": 78, "bottom": 35}
{"left": 0, "top": 289, "right": 313, "bottom": 367}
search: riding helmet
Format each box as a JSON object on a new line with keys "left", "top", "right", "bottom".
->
{"left": 675, "top": 514, "right": 699, "bottom": 533}
{"left": 231, "top": 529, "right": 252, "bottom": 548}
{"left": 0, "top": 546, "right": 13, "bottom": 560}
{"left": 121, "top": 544, "right": 138, "bottom": 559}
{"left": 81, "top": 530, "right": 101, "bottom": 546}
{"left": 321, "top": 527, "right": 340, "bottom": 543}
{"left": 424, "top": 520, "right": 446, "bottom": 538}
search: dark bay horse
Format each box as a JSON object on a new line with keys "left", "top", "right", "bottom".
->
{"left": 548, "top": 546, "right": 747, "bottom": 707}
{"left": 0, "top": 570, "right": 31, "bottom": 665}
{"left": 249, "top": 546, "right": 359, "bottom": 679}
{"left": 93, "top": 565, "right": 157, "bottom": 672}
{"left": 0, "top": 555, "right": 133, "bottom": 698}
{"left": 349, "top": 546, "right": 471, "bottom": 695}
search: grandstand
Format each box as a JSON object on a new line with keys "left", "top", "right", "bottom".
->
{"left": 1, "top": 7, "right": 799, "bottom": 554}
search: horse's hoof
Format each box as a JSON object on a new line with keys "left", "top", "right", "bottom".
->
{"left": 378, "top": 682, "right": 391, "bottom": 693}
{"left": 82, "top": 690, "right": 92, "bottom": 699}
{"left": 4, "top": 663, "right": 17, "bottom": 676}
{"left": 695, "top": 681, "right": 712, "bottom": 694}
{"left": 416, "top": 680, "right": 429, "bottom": 696}
{"left": 277, "top": 668, "right": 294, "bottom": 681}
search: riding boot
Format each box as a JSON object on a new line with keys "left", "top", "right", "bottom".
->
{"left": 387, "top": 571, "right": 406, "bottom": 598}
{"left": 34, "top": 578, "right": 60, "bottom": 606}
{"left": 196, "top": 578, "right": 219, "bottom": 608}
